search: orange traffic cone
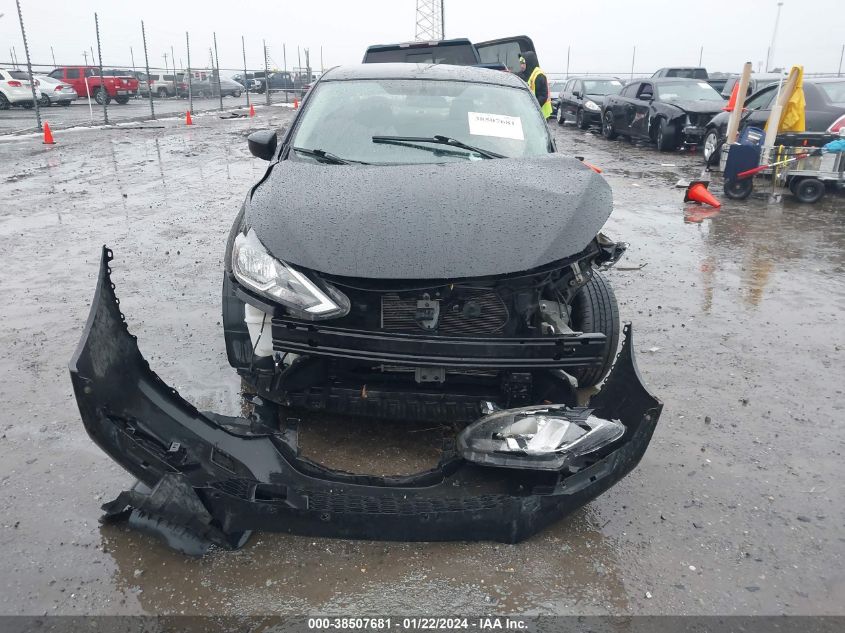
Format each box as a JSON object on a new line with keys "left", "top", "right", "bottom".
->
{"left": 722, "top": 82, "right": 740, "bottom": 112}
{"left": 185, "top": 110, "right": 193, "bottom": 126}
{"left": 249, "top": 103, "right": 255, "bottom": 117}
{"left": 684, "top": 180, "right": 721, "bottom": 208}
{"left": 42, "top": 121, "right": 55, "bottom": 145}
{"left": 293, "top": 97, "right": 299, "bottom": 110}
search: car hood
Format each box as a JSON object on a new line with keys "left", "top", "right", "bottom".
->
{"left": 246, "top": 154, "right": 612, "bottom": 279}
{"left": 585, "top": 94, "right": 610, "bottom": 104}
{"left": 662, "top": 99, "right": 724, "bottom": 114}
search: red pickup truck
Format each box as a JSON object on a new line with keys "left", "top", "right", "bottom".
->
{"left": 47, "top": 67, "right": 139, "bottom": 105}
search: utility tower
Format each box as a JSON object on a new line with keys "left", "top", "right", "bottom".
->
{"left": 415, "top": 0, "right": 444, "bottom": 41}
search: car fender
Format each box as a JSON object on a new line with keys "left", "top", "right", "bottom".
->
{"left": 647, "top": 104, "right": 685, "bottom": 137}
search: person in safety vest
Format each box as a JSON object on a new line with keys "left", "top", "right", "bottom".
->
{"left": 518, "top": 52, "right": 552, "bottom": 119}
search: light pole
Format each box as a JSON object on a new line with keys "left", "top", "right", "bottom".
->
{"left": 766, "top": 1, "right": 784, "bottom": 72}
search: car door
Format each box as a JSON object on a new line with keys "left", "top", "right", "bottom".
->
{"left": 740, "top": 85, "right": 779, "bottom": 130}
{"left": 629, "top": 82, "right": 654, "bottom": 138}
{"left": 609, "top": 82, "right": 639, "bottom": 132}
{"left": 66, "top": 68, "right": 86, "bottom": 96}
{"left": 475, "top": 36, "right": 537, "bottom": 74}
{"left": 803, "top": 82, "right": 845, "bottom": 131}
{"left": 570, "top": 80, "right": 585, "bottom": 116}
{"left": 559, "top": 79, "right": 573, "bottom": 120}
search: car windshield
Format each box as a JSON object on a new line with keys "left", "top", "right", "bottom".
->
{"left": 290, "top": 78, "right": 551, "bottom": 164}
{"left": 818, "top": 81, "right": 845, "bottom": 104}
{"left": 9, "top": 70, "right": 30, "bottom": 80}
{"left": 583, "top": 79, "right": 623, "bottom": 95}
{"left": 657, "top": 82, "right": 721, "bottom": 102}
{"left": 665, "top": 69, "right": 707, "bottom": 79}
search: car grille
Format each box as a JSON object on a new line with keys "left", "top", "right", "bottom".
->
{"left": 381, "top": 288, "right": 508, "bottom": 336}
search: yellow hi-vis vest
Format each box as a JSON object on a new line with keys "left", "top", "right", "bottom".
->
{"left": 527, "top": 67, "right": 552, "bottom": 119}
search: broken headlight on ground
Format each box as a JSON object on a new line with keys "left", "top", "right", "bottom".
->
{"left": 458, "top": 405, "right": 625, "bottom": 471}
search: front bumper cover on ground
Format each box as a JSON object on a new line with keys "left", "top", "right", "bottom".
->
{"left": 69, "top": 248, "right": 662, "bottom": 554}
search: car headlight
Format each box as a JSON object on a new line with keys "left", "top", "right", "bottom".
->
{"left": 232, "top": 229, "right": 349, "bottom": 320}
{"left": 457, "top": 405, "right": 625, "bottom": 471}
{"left": 584, "top": 100, "right": 600, "bottom": 112}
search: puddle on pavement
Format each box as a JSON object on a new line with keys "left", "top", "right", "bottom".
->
{"left": 99, "top": 501, "right": 629, "bottom": 614}
{"left": 295, "top": 410, "right": 450, "bottom": 475}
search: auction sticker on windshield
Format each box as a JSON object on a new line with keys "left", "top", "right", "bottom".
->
{"left": 468, "top": 112, "right": 524, "bottom": 140}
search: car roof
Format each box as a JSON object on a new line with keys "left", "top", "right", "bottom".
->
{"left": 568, "top": 76, "right": 623, "bottom": 81}
{"left": 647, "top": 78, "right": 711, "bottom": 85}
{"left": 809, "top": 77, "right": 845, "bottom": 84}
{"left": 754, "top": 76, "right": 843, "bottom": 89}
{"left": 366, "top": 38, "right": 473, "bottom": 50}
{"left": 320, "top": 63, "right": 526, "bottom": 88}
{"left": 747, "top": 73, "right": 785, "bottom": 80}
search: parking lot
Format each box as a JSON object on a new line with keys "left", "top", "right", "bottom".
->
{"left": 0, "top": 94, "right": 272, "bottom": 135}
{"left": 0, "top": 104, "right": 842, "bottom": 616}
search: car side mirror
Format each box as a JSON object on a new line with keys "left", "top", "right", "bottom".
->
{"left": 247, "top": 129, "right": 278, "bottom": 161}
{"left": 573, "top": 91, "right": 582, "bottom": 99}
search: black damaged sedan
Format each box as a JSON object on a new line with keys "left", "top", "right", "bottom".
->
{"left": 70, "top": 63, "right": 662, "bottom": 553}
{"left": 602, "top": 78, "right": 725, "bottom": 151}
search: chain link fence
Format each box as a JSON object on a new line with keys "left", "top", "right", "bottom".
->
{"left": 4, "top": 6, "right": 842, "bottom": 135}
{"left": 1, "top": 8, "right": 326, "bottom": 134}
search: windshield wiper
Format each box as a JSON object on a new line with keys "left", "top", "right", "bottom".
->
{"left": 368, "top": 139, "right": 481, "bottom": 160}
{"left": 291, "top": 147, "right": 368, "bottom": 165}
{"left": 372, "top": 135, "right": 506, "bottom": 159}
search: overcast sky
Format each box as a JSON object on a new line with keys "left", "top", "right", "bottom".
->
{"left": 1, "top": 0, "right": 842, "bottom": 77}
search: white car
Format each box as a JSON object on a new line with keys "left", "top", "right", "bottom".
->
{"left": 32, "top": 74, "right": 78, "bottom": 106}
{"left": 0, "top": 68, "right": 35, "bottom": 109}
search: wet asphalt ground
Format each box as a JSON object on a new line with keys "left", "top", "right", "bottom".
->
{"left": 0, "top": 106, "right": 843, "bottom": 617}
{"left": 0, "top": 94, "right": 277, "bottom": 135}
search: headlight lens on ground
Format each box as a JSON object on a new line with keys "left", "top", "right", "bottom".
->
{"left": 457, "top": 405, "right": 625, "bottom": 471}
{"left": 232, "top": 229, "right": 349, "bottom": 319}
{"left": 584, "top": 100, "right": 600, "bottom": 112}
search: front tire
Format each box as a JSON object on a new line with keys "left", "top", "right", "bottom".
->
{"left": 602, "top": 110, "right": 618, "bottom": 140}
{"left": 576, "top": 108, "right": 589, "bottom": 130}
{"left": 39, "top": 94, "right": 51, "bottom": 107}
{"left": 94, "top": 88, "right": 110, "bottom": 105}
{"left": 703, "top": 128, "right": 722, "bottom": 166}
{"left": 569, "top": 272, "right": 620, "bottom": 388}
{"left": 0, "top": 93, "right": 10, "bottom": 110}
{"left": 656, "top": 118, "right": 678, "bottom": 151}
{"left": 115, "top": 95, "right": 130, "bottom": 105}
{"left": 556, "top": 104, "right": 565, "bottom": 125}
